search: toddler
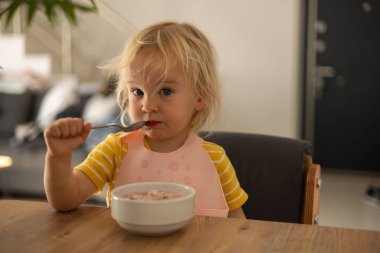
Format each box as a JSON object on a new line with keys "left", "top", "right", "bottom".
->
{"left": 44, "top": 21, "right": 248, "bottom": 218}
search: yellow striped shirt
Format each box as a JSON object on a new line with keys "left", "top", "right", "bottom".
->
{"left": 75, "top": 132, "right": 248, "bottom": 211}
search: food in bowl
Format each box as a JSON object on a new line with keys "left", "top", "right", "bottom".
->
{"left": 123, "top": 189, "right": 183, "bottom": 200}
{"left": 111, "top": 182, "right": 195, "bottom": 236}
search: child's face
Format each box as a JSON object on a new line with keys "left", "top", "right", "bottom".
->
{"left": 126, "top": 62, "right": 204, "bottom": 145}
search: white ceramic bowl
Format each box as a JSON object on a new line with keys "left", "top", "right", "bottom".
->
{"left": 111, "top": 182, "right": 195, "bottom": 236}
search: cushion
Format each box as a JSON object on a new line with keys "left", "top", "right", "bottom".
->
{"left": 35, "top": 77, "right": 78, "bottom": 129}
{"left": 0, "top": 91, "right": 35, "bottom": 137}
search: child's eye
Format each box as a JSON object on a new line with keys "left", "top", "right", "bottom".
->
{"left": 132, "top": 89, "right": 144, "bottom": 96}
{"left": 160, "top": 88, "right": 173, "bottom": 96}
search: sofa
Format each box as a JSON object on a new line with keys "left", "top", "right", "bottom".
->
{"left": 0, "top": 82, "right": 113, "bottom": 205}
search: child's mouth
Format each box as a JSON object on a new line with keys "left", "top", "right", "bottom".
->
{"left": 146, "top": 120, "right": 160, "bottom": 127}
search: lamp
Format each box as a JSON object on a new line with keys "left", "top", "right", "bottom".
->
{"left": 0, "top": 156, "right": 12, "bottom": 169}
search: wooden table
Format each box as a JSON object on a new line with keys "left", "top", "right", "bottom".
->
{"left": 1, "top": 200, "right": 379, "bottom": 253}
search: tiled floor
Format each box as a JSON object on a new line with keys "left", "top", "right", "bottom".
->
{"left": 319, "top": 168, "right": 380, "bottom": 231}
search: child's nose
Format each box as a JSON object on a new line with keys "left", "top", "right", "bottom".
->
{"left": 142, "top": 97, "right": 158, "bottom": 112}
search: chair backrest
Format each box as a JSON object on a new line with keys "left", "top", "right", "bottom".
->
{"left": 201, "top": 131, "right": 320, "bottom": 224}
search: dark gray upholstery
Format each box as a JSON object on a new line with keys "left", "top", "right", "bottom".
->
{"left": 201, "top": 131, "right": 312, "bottom": 223}
{"left": 0, "top": 91, "right": 36, "bottom": 136}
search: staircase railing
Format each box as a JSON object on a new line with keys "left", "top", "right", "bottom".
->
{"left": 1, "top": 0, "right": 137, "bottom": 80}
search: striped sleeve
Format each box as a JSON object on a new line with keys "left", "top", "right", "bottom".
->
{"left": 202, "top": 140, "right": 249, "bottom": 211}
{"left": 74, "top": 132, "right": 126, "bottom": 192}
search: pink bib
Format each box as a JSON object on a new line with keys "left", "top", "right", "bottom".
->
{"left": 115, "top": 131, "right": 229, "bottom": 217}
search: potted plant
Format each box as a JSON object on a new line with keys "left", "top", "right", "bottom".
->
{"left": 0, "top": 0, "right": 97, "bottom": 27}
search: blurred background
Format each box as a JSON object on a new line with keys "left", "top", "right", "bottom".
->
{"left": 0, "top": 0, "right": 379, "bottom": 231}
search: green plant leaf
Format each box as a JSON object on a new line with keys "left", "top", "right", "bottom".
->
{"left": 73, "top": 1, "right": 98, "bottom": 13}
{"left": 26, "top": 0, "right": 38, "bottom": 26}
{"left": 4, "top": 0, "right": 23, "bottom": 27}
{"left": 58, "top": 0, "right": 77, "bottom": 24}
{"left": 0, "top": 0, "right": 98, "bottom": 28}
{"left": 43, "top": 0, "right": 57, "bottom": 24}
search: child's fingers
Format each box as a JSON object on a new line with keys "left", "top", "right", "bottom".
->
{"left": 58, "top": 120, "right": 70, "bottom": 138}
{"left": 69, "top": 118, "right": 82, "bottom": 136}
{"left": 44, "top": 124, "right": 61, "bottom": 138}
{"left": 81, "top": 122, "right": 93, "bottom": 141}
{"left": 68, "top": 119, "right": 77, "bottom": 136}
{"left": 45, "top": 118, "right": 85, "bottom": 139}
{"left": 76, "top": 119, "right": 84, "bottom": 135}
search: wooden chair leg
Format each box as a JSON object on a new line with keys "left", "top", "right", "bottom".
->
{"left": 302, "top": 155, "right": 321, "bottom": 224}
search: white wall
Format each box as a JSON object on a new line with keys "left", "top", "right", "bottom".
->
{"left": 106, "top": 0, "right": 302, "bottom": 138}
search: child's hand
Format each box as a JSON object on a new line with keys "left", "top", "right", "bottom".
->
{"left": 44, "top": 118, "right": 92, "bottom": 157}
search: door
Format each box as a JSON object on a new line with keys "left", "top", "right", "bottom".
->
{"left": 312, "top": 0, "right": 380, "bottom": 171}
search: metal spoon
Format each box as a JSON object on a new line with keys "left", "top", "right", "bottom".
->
{"left": 92, "top": 121, "right": 146, "bottom": 132}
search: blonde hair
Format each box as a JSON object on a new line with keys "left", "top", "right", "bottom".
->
{"left": 113, "top": 21, "right": 220, "bottom": 132}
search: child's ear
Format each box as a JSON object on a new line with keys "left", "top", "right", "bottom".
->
{"left": 195, "top": 97, "right": 206, "bottom": 111}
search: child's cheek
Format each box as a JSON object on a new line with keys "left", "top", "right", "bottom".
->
{"left": 126, "top": 104, "right": 135, "bottom": 116}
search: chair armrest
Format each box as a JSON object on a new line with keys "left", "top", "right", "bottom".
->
{"left": 302, "top": 155, "right": 321, "bottom": 224}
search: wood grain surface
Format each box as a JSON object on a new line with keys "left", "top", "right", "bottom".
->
{"left": 1, "top": 200, "right": 379, "bottom": 253}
